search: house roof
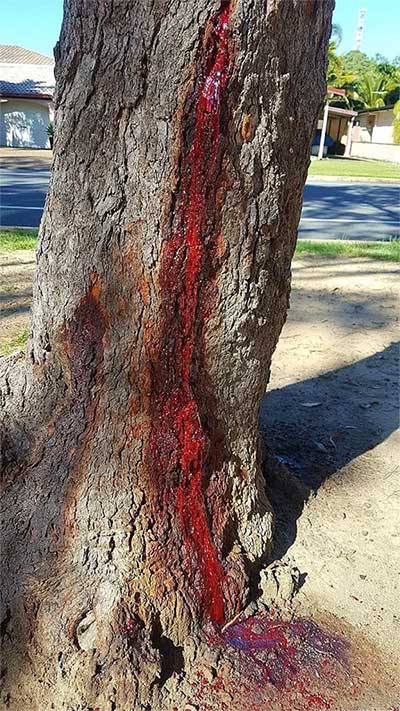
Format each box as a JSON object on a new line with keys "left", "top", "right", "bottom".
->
{"left": 327, "top": 105, "right": 357, "bottom": 118}
{"left": 357, "top": 105, "right": 395, "bottom": 114}
{"left": 0, "top": 45, "right": 55, "bottom": 99}
{"left": 0, "top": 45, "right": 53, "bottom": 65}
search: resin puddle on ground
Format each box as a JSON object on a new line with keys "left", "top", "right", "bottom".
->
{"left": 180, "top": 610, "right": 397, "bottom": 710}
{"left": 194, "top": 613, "right": 350, "bottom": 710}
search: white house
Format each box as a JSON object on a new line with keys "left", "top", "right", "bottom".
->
{"left": 0, "top": 45, "right": 55, "bottom": 149}
{"left": 356, "top": 106, "right": 395, "bottom": 144}
{"left": 350, "top": 106, "right": 400, "bottom": 163}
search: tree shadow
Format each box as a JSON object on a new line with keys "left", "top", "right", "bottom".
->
{"left": 302, "top": 183, "right": 398, "bottom": 222}
{"left": 260, "top": 342, "right": 399, "bottom": 559}
{"left": 300, "top": 182, "right": 399, "bottom": 240}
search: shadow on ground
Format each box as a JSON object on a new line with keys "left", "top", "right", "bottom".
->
{"left": 302, "top": 183, "right": 398, "bottom": 222}
{"left": 261, "top": 342, "right": 399, "bottom": 559}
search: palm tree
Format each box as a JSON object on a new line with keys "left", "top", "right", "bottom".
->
{"left": 392, "top": 99, "right": 400, "bottom": 144}
{"left": 326, "top": 23, "right": 357, "bottom": 105}
{"left": 352, "top": 72, "right": 398, "bottom": 109}
{"left": 330, "top": 23, "right": 343, "bottom": 46}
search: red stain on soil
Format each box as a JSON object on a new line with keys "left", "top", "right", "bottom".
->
{"left": 147, "top": 2, "right": 233, "bottom": 625}
{"left": 186, "top": 613, "right": 354, "bottom": 710}
{"left": 220, "top": 614, "right": 347, "bottom": 708}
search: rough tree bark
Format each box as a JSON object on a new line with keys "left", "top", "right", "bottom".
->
{"left": 1, "top": 1, "right": 333, "bottom": 709}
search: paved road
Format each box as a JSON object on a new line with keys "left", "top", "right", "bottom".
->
{"left": 1, "top": 164, "right": 399, "bottom": 240}
{"left": 300, "top": 180, "right": 399, "bottom": 241}
{"left": 0, "top": 165, "right": 50, "bottom": 228}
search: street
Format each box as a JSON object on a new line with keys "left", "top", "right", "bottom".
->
{"left": 0, "top": 164, "right": 50, "bottom": 228}
{"left": 0, "top": 161, "right": 399, "bottom": 239}
{"left": 301, "top": 180, "right": 399, "bottom": 240}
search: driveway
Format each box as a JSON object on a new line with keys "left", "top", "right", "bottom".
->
{"left": 1, "top": 151, "right": 399, "bottom": 240}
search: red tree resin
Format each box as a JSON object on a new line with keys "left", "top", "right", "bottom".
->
{"left": 148, "top": 2, "right": 232, "bottom": 625}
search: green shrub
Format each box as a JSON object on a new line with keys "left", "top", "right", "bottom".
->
{"left": 393, "top": 100, "right": 400, "bottom": 145}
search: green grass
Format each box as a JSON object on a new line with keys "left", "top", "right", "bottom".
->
{"left": 308, "top": 158, "right": 400, "bottom": 180}
{"left": 296, "top": 239, "right": 400, "bottom": 262}
{"left": 0, "top": 229, "right": 38, "bottom": 251}
{"left": 0, "top": 329, "right": 29, "bottom": 357}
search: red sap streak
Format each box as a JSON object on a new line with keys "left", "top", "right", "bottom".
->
{"left": 149, "top": 2, "right": 232, "bottom": 625}
{"left": 169, "top": 1, "right": 231, "bottom": 624}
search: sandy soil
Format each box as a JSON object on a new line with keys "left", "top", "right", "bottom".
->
{"left": 0, "top": 250, "right": 35, "bottom": 352}
{"left": 262, "top": 256, "right": 399, "bottom": 687}
{"left": 1, "top": 252, "right": 399, "bottom": 708}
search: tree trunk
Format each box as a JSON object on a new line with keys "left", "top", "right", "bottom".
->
{"left": 1, "top": 1, "right": 333, "bottom": 709}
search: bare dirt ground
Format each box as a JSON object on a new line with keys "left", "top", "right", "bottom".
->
{"left": 0, "top": 252, "right": 399, "bottom": 708}
{"left": 0, "top": 250, "right": 35, "bottom": 352}
{"left": 262, "top": 256, "right": 399, "bottom": 705}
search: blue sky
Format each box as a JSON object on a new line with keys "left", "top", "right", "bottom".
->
{"left": 0, "top": 0, "right": 399, "bottom": 60}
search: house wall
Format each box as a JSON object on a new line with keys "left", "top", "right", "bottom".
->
{"left": 357, "top": 109, "right": 394, "bottom": 144}
{"left": 0, "top": 98, "right": 51, "bottom": 148}
{"left": 350, "top": 141, "right": 400, "bottom": 163}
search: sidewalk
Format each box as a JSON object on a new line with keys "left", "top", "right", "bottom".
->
{"left": 307, "top": 174, "right": 399, "bottom": 185}
{"left": 0, "top": 147, "right": 53, "bottom": 170}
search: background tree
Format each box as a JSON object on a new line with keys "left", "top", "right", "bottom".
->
{"left": 330, "top": 23, "right": 343, "bottom": 47}
{"left": 393, "top": 99, "right": 400, "bottom": 144}
{"left": 342, "top": 49, "right": 375, "bottom": 77}
{"left": 327, "top": 47, "right": 400, "bottom": 109}
{"left": 0, "top": 1, "right": 333, "bottom": 710}
{"left": 378, "top": 57, "right": 400, "bottom": 105}
{"left": 351, "top": 71, "right": 399, "bottom": 109}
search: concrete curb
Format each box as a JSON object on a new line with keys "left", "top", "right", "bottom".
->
{"left": 297, "top": 237, "right": 399, "bottom": 244}
{"left": 0, "top": 226, "right": 38, "bottom": 232}
{"left": 307, "top": 175, "right": 400, "bottom": 185}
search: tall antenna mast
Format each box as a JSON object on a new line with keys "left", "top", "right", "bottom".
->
{"left": 354, "top": 8, "right": 367, "bottom": 51}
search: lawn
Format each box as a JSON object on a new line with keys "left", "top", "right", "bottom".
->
{"left": 296, "top": 239, "right": 400, "bottom": 262}
{"left": 0, "top": 329, "right": 29, "bottom": 357}
{"left": 0, "top": 231, "right": 399, "bottom": 358}
{"left": 0, "top": 229, "right": 38, "bottom": 251}
{"left": 1, "top": 228, "right": 399, "bottom": 263}
{"left": 308, "top": 158, "right": 400, "bottom": 180}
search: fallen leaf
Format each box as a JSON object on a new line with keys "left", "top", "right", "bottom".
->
{"left": 314, "top": 441, "right": 328, "bottom": 452}
{"left": 329, "top": 427, "right": 355, "bottom": 448}
{"left": 360, "top": 400, "right": 380, "bottom": 409}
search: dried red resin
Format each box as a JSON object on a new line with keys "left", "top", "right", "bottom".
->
{"left": 220, "top": 614, "right": 348, "bottom": 709}
{"left": 185, "top": 614, "right": 352, "bottom": 710}
{"left": 147, "top": 2, "right": 232, "bottom": 625}
{"left": 64, "top": 276, "right": 105, "bottom": 394}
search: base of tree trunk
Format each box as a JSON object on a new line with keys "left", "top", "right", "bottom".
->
{"left": 1, "top": 458, "right": 396, "bottom": 711}
{"left": 3, "top": 592, "right": 396, "bottom": 710}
